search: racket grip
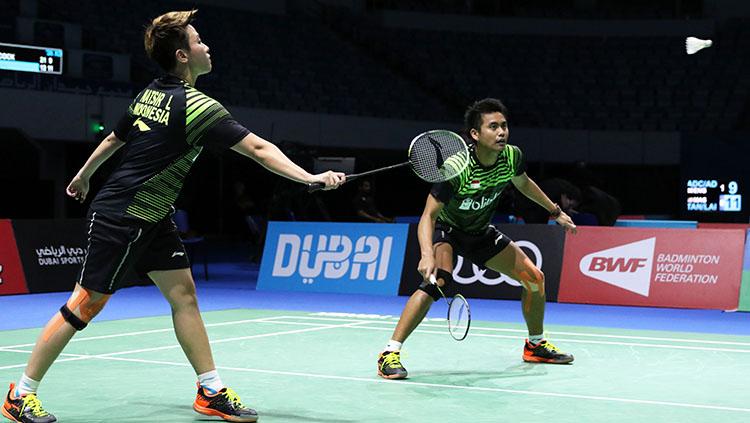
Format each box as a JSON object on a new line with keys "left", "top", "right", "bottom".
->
{"left": 307, "top": 182, "right": 325, "bottom": 193}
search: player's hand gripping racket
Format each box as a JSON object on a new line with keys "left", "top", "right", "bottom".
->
{"left": 429, "top": 274, "right": 471, "bottom": 341}
{"left": 307, "top": 130, "right": 469, "bottom": 192}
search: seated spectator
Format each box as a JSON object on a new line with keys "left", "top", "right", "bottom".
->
{"left": 352, "top": 179, "right": 393, "bottom": 223}
{"left": 579, "top": 185, "right": 621, "bottom": 226}
{"left": 570, "top": 162, "right": 621, "bottom": 226}
{"left": 516, "top": 178, "right": 583, "bottom": 224}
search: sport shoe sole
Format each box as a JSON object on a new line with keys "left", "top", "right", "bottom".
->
{"left": 376, "top": 368, "right": 408, "bottom": 380}
{"left": 1, "top": 405, "right": 19, "bottom": 423}
{"left": 193, "top": 402, "right": 258, "bottom": 423}
{"left": 523, "top": 354, "right": 574, "bottom": 364}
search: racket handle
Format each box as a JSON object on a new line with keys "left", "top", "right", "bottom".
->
{"left": 308, "top": 174, "right": 359, "bottom": 193}
{"left": 308, "top": 162, "right": 410, "bottom": 193}
{"left": 429, "top": 274, "right": 437, "bottom": 285}
{"left": 307, "top": 182, "right": 325, "bottom": 193}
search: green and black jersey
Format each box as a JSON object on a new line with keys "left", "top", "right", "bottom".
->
{"left": 431, "top": 144, "right": 526, "bottom": 234}
{"left": 91, "top": 75, "right": 250, "bottom": 222}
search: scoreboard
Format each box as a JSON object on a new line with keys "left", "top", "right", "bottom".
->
{"left": 685, "top": 179, "right": 742, "bottom": 213}
{"left": 0, "top": 42, "right": 63, "bottom": 74}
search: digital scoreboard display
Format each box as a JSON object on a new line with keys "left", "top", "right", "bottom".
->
{"left": 0, "top": 42, "right": 63, "bottom": 74}
{"left": 686, "top": 179, "right": 742, "bottom": 213}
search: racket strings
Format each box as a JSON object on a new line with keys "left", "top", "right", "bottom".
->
{"left": 447, "top": 296, "right": 470, "bottom": 340}
{"left": 409, "top": 131, "right": 470, "bottom": 183}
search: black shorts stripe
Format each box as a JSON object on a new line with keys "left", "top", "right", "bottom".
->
{"left": 78, "top": 211, "right": 97, "bottom": 283}
{"left": 108, "top": 227, "right": 143, "bottom": 292}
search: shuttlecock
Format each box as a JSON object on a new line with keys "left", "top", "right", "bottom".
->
{"left": 686, "top": 37, "right": 712, "bottom": 55}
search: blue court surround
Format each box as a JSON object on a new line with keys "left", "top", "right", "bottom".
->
{"left": 1, "top": 261, "right": 748, "bottom": 334}
{"left": 614, "top": 219, "right": 698, "bottom": 228}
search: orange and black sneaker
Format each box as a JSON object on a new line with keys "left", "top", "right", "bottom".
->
{"left": 523, "top": 339, "right": 574, "bottom": 364}
{"left": 377, "top": 350, "right": 408, "bottom": 379}
{"left": 193, "top": 384, "right": 258, "bottom": 422}
{"left": 2, "top": 383, "right": 56, "bottom": 423}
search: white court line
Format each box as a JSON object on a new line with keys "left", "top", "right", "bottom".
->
{"left": 287, "top": 315, "right": 750, "bottom": 347}
{"left": 247, "top": 319, "right": 750, "bottom": 354}
{"left": 5, "top": 311, "right": 747, "bottom": 350}
{"left": 0, "top": 355, "right": 90, "bottom": 370}
{"left": 83, "top": 320, "right": 373, "bottom": 357}
{"left": 3, "top": 314, "right": 748, "bottom": 355}
{"left": 0, "top": 319, "right": 370, "bottom": 371}
{"left": 0, "top": 316, "right": 301, "bottom": 350}
{"left": 2, "top": 315, "right": 749, "bottom": 414}
{"left": 13, "top": 353, "right": 750, "bottom": 414}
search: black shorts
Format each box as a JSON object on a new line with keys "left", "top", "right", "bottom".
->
{"left": 78, "top": 210, "right": 190, "bottom": 294}
{"left": 433, "top": 222, "right": 512, "bottom": 268}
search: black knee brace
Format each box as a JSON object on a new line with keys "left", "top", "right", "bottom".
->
{"left": 417, "top": 268, "right": 453, "bottom": 301}
{"left": 60, "top": 304, "right": 87, "bottom": 331}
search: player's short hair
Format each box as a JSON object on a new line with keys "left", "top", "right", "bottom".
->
{"left": 464, "top": 98, "right": 509, "bottom": 133}
{"left": 144, "top": 10, "right": 197, "bottom": 72}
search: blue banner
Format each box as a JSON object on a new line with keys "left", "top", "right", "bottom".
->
{"left": 257, "top": 222, "right": 408, "bottom": 295}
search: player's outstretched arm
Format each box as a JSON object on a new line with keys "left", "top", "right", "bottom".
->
{"left": 511, "top": 173, "right": 577, "bottom": 233}
{"left": 416, "top": 194, "right": 444, "bottom": 280}
{"left": 231, "top": 133, "right": 345, "bottom": 190}
{"left": 66, "top": 132, "right": 125, "bottom": 203}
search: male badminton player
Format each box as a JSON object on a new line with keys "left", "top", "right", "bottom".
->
{"left": 2, "top": 10, "right": 344, "bottom": 423}
{"left": 378, "top": 99, "right": 576, "bottom": 379}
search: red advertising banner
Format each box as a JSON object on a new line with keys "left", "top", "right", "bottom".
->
{"left": 559, "top": 227, "right": 744, "bottom": 309}
{"left": 0, "top": 219, "right": 28, "bottom": 295}
{"left": 697, "top": 223, "right": 750, "bottom": 230}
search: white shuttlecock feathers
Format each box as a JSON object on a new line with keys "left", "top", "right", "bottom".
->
{"left": 686, "top": 37, "right": 712, "bottom": 55}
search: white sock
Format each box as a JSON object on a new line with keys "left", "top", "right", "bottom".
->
{"left": 529, "top": 334, "right": 544, "bottom": 345}
{"left": 15, "top": 373, "right": 40, "bottom": 397}
{"left": 197, "top": 370, "right": 224, "bottom": 395}
{"left": 384, "top": 340, "right": 402, "bottom": 352}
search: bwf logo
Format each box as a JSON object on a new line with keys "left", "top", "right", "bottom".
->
{"left": 272, "top": 234, "right": 393, "bottom": 284}
{"left": 588, "top": 257, "right": 649, "bottom": 273}
{"left": 579, "top": 238, "right": 655, "bottom": 296}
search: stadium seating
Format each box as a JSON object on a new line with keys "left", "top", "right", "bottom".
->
{"left": 10, "top": 1, "right": 744, "bottom": 131}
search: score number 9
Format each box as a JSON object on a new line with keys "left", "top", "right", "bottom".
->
{"left": 720, "top": 181, "right": 739, "bottom": 195}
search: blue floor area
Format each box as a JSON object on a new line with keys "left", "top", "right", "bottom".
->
{"left": 2, "top": 262, "right": 749, "bottom": 335}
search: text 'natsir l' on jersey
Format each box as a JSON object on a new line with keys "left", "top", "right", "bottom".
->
{"left": 90, "top": 75, "right": 250, "bottom": 222}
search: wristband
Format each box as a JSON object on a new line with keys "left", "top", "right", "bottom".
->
{"left": 550, "top": 204, "right": 562, "bottom": 218}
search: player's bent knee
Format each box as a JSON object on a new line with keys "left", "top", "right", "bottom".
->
{"left": 417, "top": 280, "right": 441, "bottom": 301}
{"left": 60, "top": 288, "right": 111, "bottom": 331}
{"left": 517, "top": 263, "right": 545, "bottom": 294}
{"left": 59, "top": 304, "right": 88, "bottom": 330}
{"left": 169, "top": 292, "right": 199, "bottom": 311}
{"left": 417, "top": 268, "right": 453, "bottom": 301}
{"left": 435, "top": 268, "right": 453, "bottom": 286}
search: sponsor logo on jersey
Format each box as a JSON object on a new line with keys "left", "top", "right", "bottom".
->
{"left": 458, "top": 191, "right": 501, "bottom": 211}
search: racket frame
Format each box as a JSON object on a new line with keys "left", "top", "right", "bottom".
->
{"left": 429, "top": 274, "right": 471, "bottom": 341}
{"left": 307, "top": 129, "right": 468, "bottom": 192}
